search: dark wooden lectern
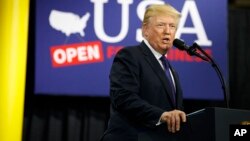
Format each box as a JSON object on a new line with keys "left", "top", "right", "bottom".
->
{"left": 138, "top": 107, "right": 250, "bottom": 141}
{"left": 186, "top": 107, "right": 250, "bottom": 141}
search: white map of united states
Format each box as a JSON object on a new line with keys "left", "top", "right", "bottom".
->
{"left": 49, "top": 9, "right": 90, "bottom": 37}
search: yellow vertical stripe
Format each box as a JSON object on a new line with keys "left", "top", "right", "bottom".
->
{"left": 0, "top": 0, "right": 30, "bottom": 141}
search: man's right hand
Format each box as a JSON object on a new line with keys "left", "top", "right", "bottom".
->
{"left": 160, "top": 110, "right": 186, "bottom": 133}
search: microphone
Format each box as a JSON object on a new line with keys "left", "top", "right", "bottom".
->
{"left": 173, "top": 39, "right": 209, "bottom": 61}
{"left": 173, "top": 39, "right": 229, "bottom": 108}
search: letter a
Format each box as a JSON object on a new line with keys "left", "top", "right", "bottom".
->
{"left": 234, "top": 129, "right": 241, "bottom": 136}
{"left": 175, "top": 1, "right": 212, "bottom": 46}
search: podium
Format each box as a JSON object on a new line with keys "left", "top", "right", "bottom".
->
{"left": 185, "top": 107, "right": 250, "bottom": 141}
{"left": 137, "top": 107, "right": 250, "bottom": 141}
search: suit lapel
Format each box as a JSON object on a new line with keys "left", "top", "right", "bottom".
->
{"left": 139, "top": 42, "right": 175, "bottom": 108}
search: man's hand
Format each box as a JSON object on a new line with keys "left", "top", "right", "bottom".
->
{"left": 160, "top": 110, "right": 186, "bottom": 133}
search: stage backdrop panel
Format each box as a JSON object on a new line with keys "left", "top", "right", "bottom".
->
{"left": 35, "top": 0, "right": 227, "bottom": 100}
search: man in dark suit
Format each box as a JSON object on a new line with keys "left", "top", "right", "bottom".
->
{"left": 101, "top": 4, "right": 186, "bottom": 141}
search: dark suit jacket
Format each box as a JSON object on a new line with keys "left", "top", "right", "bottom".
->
{"left": 101, "top": 41, "right": 184, "bottom": 141}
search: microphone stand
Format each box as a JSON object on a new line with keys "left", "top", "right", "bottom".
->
{"left": 191, "top": 43, "right": 229, "bottom": 108}
{"left": 187, "top": 45, "right": 210, "bottom": 62}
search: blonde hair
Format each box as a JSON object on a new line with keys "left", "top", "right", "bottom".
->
{"left": 142, "top": 4, "right": 181, "bottom": 26}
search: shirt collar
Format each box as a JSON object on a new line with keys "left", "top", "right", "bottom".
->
{"left": 143, "top": 38, "right": 167, "bottom": 60}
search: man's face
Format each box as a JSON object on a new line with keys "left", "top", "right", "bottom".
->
{"left": 143, "top": 15, "right": 177, "bottom": 54}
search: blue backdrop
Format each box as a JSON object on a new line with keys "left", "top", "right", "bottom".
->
{"left": 35, "top": 0, "right": 227, "bottom": 100}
